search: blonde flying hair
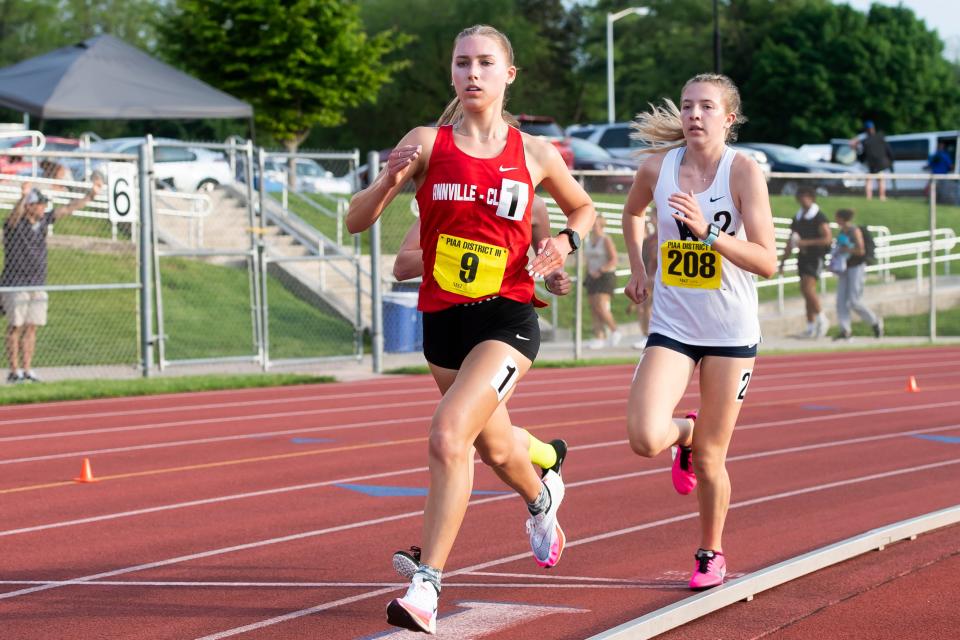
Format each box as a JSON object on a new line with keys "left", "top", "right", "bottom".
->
{"left": 631, "top": 73, "right": 746, "bottom": 154}
{"left": 437, "top": 24, "right": 518, "bottom": 128}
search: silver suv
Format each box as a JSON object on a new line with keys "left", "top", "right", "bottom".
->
{"left": 566, "top": 122, "right": 643, "bottom": 158}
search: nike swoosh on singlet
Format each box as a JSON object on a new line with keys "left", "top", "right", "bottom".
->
{"left": 709, "top": 195, "right": 725, "bottom": 202}
{"left": 499, "top": 166, "right": 518, "bottom": 172}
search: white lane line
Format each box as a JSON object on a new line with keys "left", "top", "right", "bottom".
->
{"left": 0, "top": 580, "right": 662, "bottom": 590}
{"left": 3, "top": 395, "right": 958, "bottom": 467}
{"left": 2, "top": 453, "right": 957, "bottom": 607}
{"left": 0, "top": 372, "right": 626, "bottom": 431}
{"left": 0, "top": 348, "right": 947, "bottom": 419}
{"left": 2, "top": 354, "right": 955, "bottom": 439}
{"left": 4, "top": 420, "right": 959, "bottom": 538}
{"left": 192, "top": 456, "right": 960, "bottom": 639}
{"left": 0, "top": 397, "right": 618, "bottom": 464}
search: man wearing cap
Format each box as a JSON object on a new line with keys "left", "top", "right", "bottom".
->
{"left": 2, "top": 178, "right": 101, "bottom": 383}
{"left": 853, "top": 120, "right": 895, "bottom": 201}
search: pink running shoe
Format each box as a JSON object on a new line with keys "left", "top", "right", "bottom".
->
{"left": 689, "top": 548, "right": 726, "bottom": 590}
{"left": 670, "top": 411, "right": 698, "bottom": 495}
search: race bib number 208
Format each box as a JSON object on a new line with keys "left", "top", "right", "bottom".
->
{"left": 433, "top": 234, "right": 509, "bottom": 298}
{"left": 660, "top": 240, "right": 721, "bottom": 289}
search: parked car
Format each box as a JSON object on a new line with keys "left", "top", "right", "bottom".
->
{"left": 568, "top": 136, "right": 637, "bottom": 193}
{"left": 798, "top": 143, "right": 832, "bottom": 163}
{"left": 736, "top": 142, "right": 862, "bottom": 195}
{"left": 730, "top": 145, "right": 772, "bottom": 182}
{"left": 0, "top": 135, "right": 79, "bottom": 175}
{"left": 67, "top": 137, "right": 233, "bottom": 192}
{"left": 566, "top": 122, "right": 645, "bottom": 159}
{"left": 516, "top": 114, "right": 574, "bottom": 168}
{"left": 263, "top": 157, "right": 352, "bottom": 194}
{"left": 829, "top": 130, "right": 960, "bottom": 193}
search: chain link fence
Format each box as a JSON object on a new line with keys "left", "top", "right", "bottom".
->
{"left": 3, "top": 135, "right": 955, "bottom": 382}
{"left": 0, "top": 142, "right": 142, "bottom": 380}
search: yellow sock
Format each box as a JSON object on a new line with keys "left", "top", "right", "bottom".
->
{"left": 525, "top": 430, "right": 557, "bottom": 470}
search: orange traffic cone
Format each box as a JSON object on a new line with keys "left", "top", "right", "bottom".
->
{"left": 905, "top": 376, "right": 920, "bottom": 393}
{"left": 74, "top": 458, "right": 97, "bottom": 483}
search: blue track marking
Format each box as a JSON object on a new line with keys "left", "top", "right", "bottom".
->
{"left": 335, "top": 484, "right": 510, "bottom": 497}
{"left": 913, "top": 435, "right": 960, "bottom": 444}
{"left": 801, "top": 405, "right": 837, "bottom": 411}
{"left": 290, "top": 437, "right": 335, "bottom": 444}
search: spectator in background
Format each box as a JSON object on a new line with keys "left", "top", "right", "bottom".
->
{"left": 853, "top": 120, "right": 894, "bottom": 201}
{"left": 832, "top": 208, "right": 882, "bottom": 341}
{"left": 924, "top": 141, "right": 956, "bottom": 204}
{"left": 779, "top": 186, "right": 832, "bottom": 338}
{"left": 2, "top": 178, "right": 101, "bottom": 383}
{"left": 584, "top": 215, "right": 621, "bottom": 349}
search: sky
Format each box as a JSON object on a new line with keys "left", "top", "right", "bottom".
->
{"left": 839, "top": 0, "right": 960, "bottom": 61}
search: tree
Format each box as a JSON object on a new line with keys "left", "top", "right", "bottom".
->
{"left": 157, "top": 0, "right": 409, "bottom": 160}
{"left": 0, "top": 0, "right": 160, "bottom": 68}
{"left": 311, "top": 0, "right": 586, "bottom": 153}
{"left": 736, "top": 1, "right": 960, "bottom": 144}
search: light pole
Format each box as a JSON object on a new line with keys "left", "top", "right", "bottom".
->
{"left": 607, "top": 6, "right": 649, "bottom": 124}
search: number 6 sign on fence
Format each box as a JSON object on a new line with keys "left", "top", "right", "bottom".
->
{"left": 107, "top": 162, "right": 139, "bottom": 224}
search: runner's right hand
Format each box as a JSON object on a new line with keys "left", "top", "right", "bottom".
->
{"left": 384, "top": 145, "right": 422, "bottom": 188}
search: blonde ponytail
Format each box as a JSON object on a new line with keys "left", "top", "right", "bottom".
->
{"left": 631, "top": 98, "right": 685, "bottom": 154}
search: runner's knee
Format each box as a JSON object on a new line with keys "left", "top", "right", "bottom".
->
{"left": 627, "top": 416, "right": 666, "bottom": 457}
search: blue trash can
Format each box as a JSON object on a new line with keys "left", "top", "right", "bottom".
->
{"left": 383, "top": 292, "right": 422, "bottom": 353}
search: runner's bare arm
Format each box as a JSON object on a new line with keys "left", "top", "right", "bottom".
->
{"left": 347, "top": 127, "right": 435, "bottom": 234}
{"left": 393, "top": 221, "right": 423, "bottom": 281}
{"left": 622, "top": 156, "right": 660, "bottom": 302}
{"left": 525, "top": 137, "right": 595, "bottom": 277}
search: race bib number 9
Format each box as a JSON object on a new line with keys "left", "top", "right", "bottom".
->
{"left": 433, "top": 234, "right": 509, "bottom": 298}
{"left": 660, "top": 240, "right": 721, "bottom": 289}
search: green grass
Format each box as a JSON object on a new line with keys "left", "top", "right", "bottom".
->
{"left": 0, "top": 242, "right": 357, "bottom": 368}
{"left": 0, "top": 373, "right": 333, "bottom": 406}
{"left": 158, "top": 256, "right": 357, "bottom": 362}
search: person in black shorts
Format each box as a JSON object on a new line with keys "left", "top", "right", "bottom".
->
{"left": 778, "top": 186, "right": 832, "bottom": 338}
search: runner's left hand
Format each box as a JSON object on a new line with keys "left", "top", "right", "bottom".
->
{"left": 528, "top": 236, "right": 569, "bottom": 279}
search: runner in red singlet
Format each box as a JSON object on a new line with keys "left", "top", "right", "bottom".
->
{"left": 347, "top": 24, "right": 595, "bottom": 635}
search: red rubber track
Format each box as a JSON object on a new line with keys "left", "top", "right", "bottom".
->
{"left": 0, "top": 347, "right": 958, "bottom": 639}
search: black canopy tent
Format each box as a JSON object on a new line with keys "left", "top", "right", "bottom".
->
{"left": 0, "top": 34, "right": 252, "bottom": 127}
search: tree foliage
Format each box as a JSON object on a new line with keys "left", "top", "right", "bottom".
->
{"left": 2, "top": 0, "right": 958, "bottom": 152}
{"left": 311, "top": 0, "right": 585, "bottom": 151}
{"left": 0, "top": 0, "right": 160, "bottom": 68}
{"left": 156, "top": 0, "right": 409, "bottom": 151}
{"left": 736, "top": 1, "right": 960, "bottom": 144}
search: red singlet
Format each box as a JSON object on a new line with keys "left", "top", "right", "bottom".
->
{"left": 416, "top": 125, "right": 540, "bottom": 313}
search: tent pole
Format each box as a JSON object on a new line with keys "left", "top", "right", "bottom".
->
{"left": 22, "top": 113, "right": 29, "bottom": 129}
{"left": 248, "top": 117, "right": 256, "bottom": 145}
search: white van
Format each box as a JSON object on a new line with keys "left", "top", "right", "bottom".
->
{"left": 829, "top": 130, "right": 959, "bottom": 193}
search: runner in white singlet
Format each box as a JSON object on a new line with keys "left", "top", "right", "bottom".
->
{"left": 620, "top": 74, "right": 777, "bottom": 590}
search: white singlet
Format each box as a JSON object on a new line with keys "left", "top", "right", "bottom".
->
{"left": 648, "top": 145, "right": 760, "bottom": 346}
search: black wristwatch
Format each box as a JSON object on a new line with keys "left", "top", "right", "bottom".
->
{"left": 558, "top": 228, "right": 581, "bottom": 253}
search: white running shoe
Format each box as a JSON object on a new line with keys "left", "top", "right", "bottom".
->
{"left": 526, "top": 469, "right": 566, "bottom": 568}
{"left": 587, "top": 338, "right": 605, "bottom": 350}
{"left": 386, "top": 573, "right": 438, "bottom": 634}
{"left": 608, "top": 330, "right": 623, "bottom": 347}
{"left": 815, "top": 314, "right": 830, "bottom": 338}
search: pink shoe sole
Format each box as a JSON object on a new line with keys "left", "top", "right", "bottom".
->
{"left": 534, "top": 523, "right": 566, "bottom": 568}
{"left": 671, "top": 411, "right": 698, "bottom": 495}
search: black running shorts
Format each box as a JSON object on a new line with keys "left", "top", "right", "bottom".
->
{"left": 423, "top": 296, "right": 540, "bottom": 370}
{"left": 645, "top": 332, "right": 757, "bottom": 365}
